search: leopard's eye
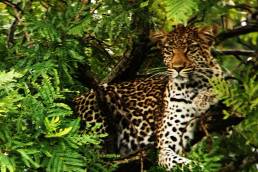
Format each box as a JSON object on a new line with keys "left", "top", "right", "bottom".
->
{"left": 190, "top": 42, "right": 199, "bottom": 48}
{"left": 163, "top": 46, "right": 174, "bottom": 57}
{"left": 186, "top": 42, "right": 199, "bottom": 54}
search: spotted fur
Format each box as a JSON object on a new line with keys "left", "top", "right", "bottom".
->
{"left": 74, "top": 25, "right": 222, "bottom": 170}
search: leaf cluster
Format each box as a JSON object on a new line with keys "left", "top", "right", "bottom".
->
{"left": 0, "top": 69, "right": 113, "bottom": 171}
{"left": 210, "top": 73, "right": 258, "bottom": 146}
{"left": 150, "top": 0, "right": 199, "bottom": 29}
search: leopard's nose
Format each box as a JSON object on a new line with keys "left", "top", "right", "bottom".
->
{"left": 171, "top": 49, "right": 191, "bottom": 72}
{"left": 173, "top": 66, "right": 185, "bottom": 72}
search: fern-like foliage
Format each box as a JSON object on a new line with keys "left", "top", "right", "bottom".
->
{"left": 188, "top": 136, "right": 223, "bottom": 172}
{"left": 210, "top": 75, "right": 258, "bottom": 146}
{"left": 210, "top": 75, "right": 258, "bottom": 117}
{"left": 0, "top": 70, "right": 23, "bottom": 115}
{"left": 0, "top": 69, "right": 113, "bottom": 171}
{"left": 151, "top": 0, "right": 199, "bottom": 28}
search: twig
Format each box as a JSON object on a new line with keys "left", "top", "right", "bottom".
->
{"left": 200, "top": 112, "right": 213, "bottom": 151}
{"left": 114, "top": 155, "right": 141, "bottom": 165}
{"left": 200, "top": 113, "right": 210, "bottom": 137}
{"left": 140, "top": 152, "right": 144, "bottom": 172}
{"left": 236, "top": 37, "right": 255, "bottom": 50}
{"left": 90, "top": 2, "right": 102, "bottom": 14}
{"left": 3, "top": 0, "right": 22, "bottom": 46}
{"left": 78, "top": 35, "right": 115, "bottom": 64}
{"left": 113, "top": 150, "right": 147, "bottom": 165}
{"left": 2, "top": 0, "right": 22, "bottom": 11}
{"left": 3, "top": 0, "right": 32, "bottom": 47}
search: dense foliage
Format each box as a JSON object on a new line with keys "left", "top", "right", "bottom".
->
{"left": 0, "top": 0, "right": 257, "bottom": 171}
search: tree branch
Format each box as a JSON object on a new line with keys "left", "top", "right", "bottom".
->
{"left": 113, "top": 150, "right": 147, "bottom": 165}
{"left": 3, "top": 0, "right": 32, "bottom": 47}
{"left": 212, "top": 49, "right": 257, "bottom": 57}
{"left": 215, "top": 24, "right": 258, "bottom": 45}
{"left": 8, "top": 18, "right": 19, "bottom": 47}
{"left": 74, "top": 35, "right": 115, "bottom": 65}
{"left": 3, "top": 1, "right": 22, "bottom": 47}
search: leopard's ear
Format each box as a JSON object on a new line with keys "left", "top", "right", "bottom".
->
{"left": 149, "top": 30, "right": 168, "bottom": 46}
{"left": 198, "top": 25, "right": 218, "bottom": 46}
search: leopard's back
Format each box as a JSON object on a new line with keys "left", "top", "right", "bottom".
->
{"left": 74, "top": 75, "right": 168, "bottom": 154}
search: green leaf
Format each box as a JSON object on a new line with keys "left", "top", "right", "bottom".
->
{"left": 0, "top": 70, "right": 22, "bottom": 87}
{"left": 151, "top": 0, "right": 199, "bottom": 26}
{"left": 45, "top": 127, "right": 73, "bottom": 138}
{"left": 16, "top": 149, "right": 40, "bottom": 168}
{"left": 0, "top": 154, "right": 15, "bottom": 172}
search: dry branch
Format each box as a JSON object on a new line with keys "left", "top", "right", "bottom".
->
{"left": 113, "top": 150, "right": 147, "bottom": 165}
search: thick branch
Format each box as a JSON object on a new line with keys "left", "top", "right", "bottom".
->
{"left": 212, "top": 49, "right": 257, "bottom": 57}
{"left": 8, "top": 18, "right": 19, "bottom": 46}
{"left": 216, "top": 24, "right": 258, "bottom": 45}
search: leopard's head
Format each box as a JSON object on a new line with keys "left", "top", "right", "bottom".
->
{"left": 150, "top": 25, "right": 218, "bottom": 82}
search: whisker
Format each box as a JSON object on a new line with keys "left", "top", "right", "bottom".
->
{"left": 147, "top": 67, "right": 167, "bottom": 70}
{"left": 145, "top": 67, "right": 167, "bottom": 71}
{"left": 194, "top": 71, "right": 211, "bottom": 80}
{"left": 144, "top": 71, "right": 168, "bottom": 80}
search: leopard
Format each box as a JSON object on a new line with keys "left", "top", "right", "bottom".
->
{"left": 73, "top": 25, "right": 223, "bottom": 170}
